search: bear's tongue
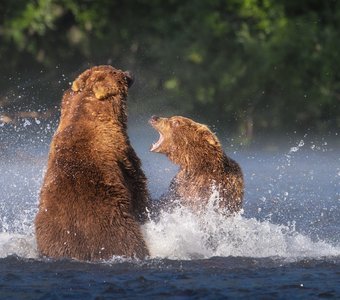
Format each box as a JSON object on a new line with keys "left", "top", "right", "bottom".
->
{"left": 150, "top": 132, "right": 164, "bottom": 152}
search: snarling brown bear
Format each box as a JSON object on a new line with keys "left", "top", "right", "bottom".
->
{"left": 35, "top": 65, "right": 150, "bottom": 261}
{"left": 149, "top": 115, "right": 244, "bottom": 215}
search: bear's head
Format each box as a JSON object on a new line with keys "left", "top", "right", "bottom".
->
{"left": 149, "top": 115, "right": 222, "bottom": 167}
{"left": 71, "top": 65, "right": 134, "bottom": 100}
{"left": 60, "top": 65, "right": 134, "bottom": 128}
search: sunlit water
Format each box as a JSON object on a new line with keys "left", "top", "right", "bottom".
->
{"left": 0, "top": 120, "right": 339, "bottom": 299}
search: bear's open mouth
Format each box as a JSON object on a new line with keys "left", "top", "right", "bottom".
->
{"left": 150, "top": 131, "right": 164, "bottom": 152}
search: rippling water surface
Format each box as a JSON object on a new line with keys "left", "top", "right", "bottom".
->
{"left": 0, "top": 121, "right": 339, "bottom": 299}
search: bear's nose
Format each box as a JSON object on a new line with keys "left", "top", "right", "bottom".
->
{"left": 124, "top": 71, "right": 134, "bottom": 88}
{"left": 151, "top": 115, "right": 160, "bottom": 122}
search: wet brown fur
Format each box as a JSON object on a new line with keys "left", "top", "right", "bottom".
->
{"left": 35, "top": 65, "right": 150, "bottom": 261}
{"left": 150, "top": 116, "right": 244, "bottom": 214}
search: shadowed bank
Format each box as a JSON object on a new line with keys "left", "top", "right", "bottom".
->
{"left": 1, "top": 1, "right": 339, "bottom": 140}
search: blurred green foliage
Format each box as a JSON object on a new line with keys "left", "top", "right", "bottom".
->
{"left": 0, "top": 0, "right": 339, "bottom": 137}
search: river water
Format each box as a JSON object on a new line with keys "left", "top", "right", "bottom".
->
{"left": 0, "top": 120, "right": 339, "bottom": 299}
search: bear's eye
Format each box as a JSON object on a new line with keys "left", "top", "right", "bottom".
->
{"left": 170, "top": 120, "right": 180, "bottom": 127}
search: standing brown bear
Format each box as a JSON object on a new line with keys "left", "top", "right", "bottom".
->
{"left": 149, "top": 115, "right": 244, "bottom": 214}
{"left": 35, "top": 65, "right": 150, "bottom": 261}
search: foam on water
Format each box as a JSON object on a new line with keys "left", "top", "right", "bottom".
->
{"left": 0, "top": 180, "right": 339, "bottom": 261}
{"left": 0, "top": 232, "right": 37, "bottom": 259}
{"left": 1, "top": 195, "right": 339, "bottom": 261}
{"left": 143, "top": 190, "right": 340, "bottom": 260}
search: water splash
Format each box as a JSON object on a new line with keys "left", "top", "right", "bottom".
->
{"left": 0, "top": 233, "right": 37, "bottom": 259}
{"left": 289, "top": 139, "right": 305, "bottom": 153}
{"left": 0, "top": 124, "right": 339, "bottom": 262}
{"left": 143, "top": 191, "right": 340, "bottom": 260}
{"left": 1, "top": 194, "right": 339, "bottom": 261}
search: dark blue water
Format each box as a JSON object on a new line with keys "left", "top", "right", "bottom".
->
{"left": 0, "top": 256, "right": 339, "bottom": 299}
{"left": 0, "top": 121, "right": 339, "bottom": 299}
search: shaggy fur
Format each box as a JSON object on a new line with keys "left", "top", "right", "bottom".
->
{"left": 149, "top": 115, "right": 244, "bottom": 214}
{"left": 35, "top": 65, "right": 150, "bottom": 261}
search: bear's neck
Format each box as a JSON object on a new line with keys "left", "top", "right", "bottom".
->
{"left": 173, "top": 145, "right": 225, "bottom": 175}
{"left": 108, "top": 95, "right": 128, "bottom": 129}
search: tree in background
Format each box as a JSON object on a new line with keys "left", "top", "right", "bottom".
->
{"left": 1, "top": 0, "right": 339, "bottom": 139}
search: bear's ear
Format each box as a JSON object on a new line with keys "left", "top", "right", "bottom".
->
{"left": 71, "top": 69, "right": 92, "bottom": 92}
{"left": 199, "top": 126, "right": 220, "bottom": 146}
{"left": 205, "top": 133, "right": 219, "bottom": 146}
{"left": 92, "top": 79, "right": 118, "bottom": 100}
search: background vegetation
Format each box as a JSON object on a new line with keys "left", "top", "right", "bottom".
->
{"left": 1, "top": 0, "right": 339, "bottom": 139}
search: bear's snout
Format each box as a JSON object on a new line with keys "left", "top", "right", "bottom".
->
{"left": 123, "top": 71, "right": 134, "bottom": 88}
{"left": 149, "top": 115, "right": 160, "bottom": 124}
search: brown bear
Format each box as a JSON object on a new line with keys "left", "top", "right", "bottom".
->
{"left": 35, "top": 65, "right": 150, "bottom": 261}
{"left": 149, "top": 115, "right": 244, "bottom": 214}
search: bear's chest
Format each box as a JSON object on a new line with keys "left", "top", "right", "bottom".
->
{"left": 174, "top": 173, "right": 214, "bottom": 211}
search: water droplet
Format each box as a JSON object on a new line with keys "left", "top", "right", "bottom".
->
{"left": 23, "top": 119, "right": 31, "bottom": 127}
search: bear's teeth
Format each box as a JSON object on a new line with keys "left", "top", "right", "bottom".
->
{"left": 150, "top": 132, "right": 164, "bottom": 152}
